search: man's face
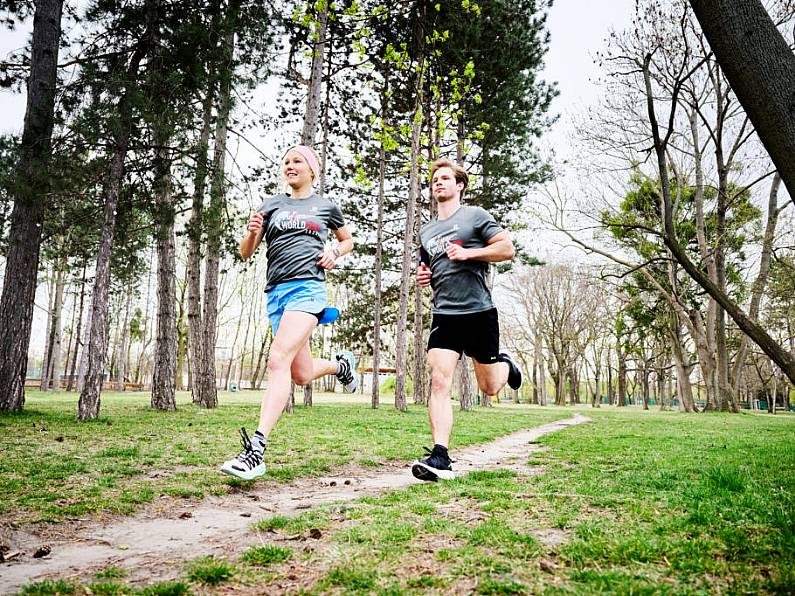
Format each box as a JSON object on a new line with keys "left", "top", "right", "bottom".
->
{"left": 431, "top": 167, "right": 463, "bottom": 202}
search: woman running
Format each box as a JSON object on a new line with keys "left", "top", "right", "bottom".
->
{"left": 220, "top": 145, "right": 357, "bottom": 480}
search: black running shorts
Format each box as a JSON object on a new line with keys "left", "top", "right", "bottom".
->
{"left": 427, "top": 308, "right": 500, "bottom": 364}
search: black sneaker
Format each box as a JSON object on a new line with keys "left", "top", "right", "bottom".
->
{"left": 499, "top": 352, "right": 523, "bottom": 391}
{"left": 220, "top": 428, "right": 266, "bottom": 480}
{"left": 411, "top": 444, "right": 454, "bottom": 481}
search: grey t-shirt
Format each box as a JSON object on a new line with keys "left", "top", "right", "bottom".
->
{"left": 419, "top": 205, "right": 504, "bottom": 314}
{"left": 256, "top": 193, "right": 345, "bottom": 291}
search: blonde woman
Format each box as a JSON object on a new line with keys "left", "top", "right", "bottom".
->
{"left": 221, "top": 145, "right": 356, "bottom": 480}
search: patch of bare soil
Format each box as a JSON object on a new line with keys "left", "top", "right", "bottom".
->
{"left": 0, "top": 415, "right": 589, "bottom": 594}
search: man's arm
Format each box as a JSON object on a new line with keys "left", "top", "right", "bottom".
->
{"left": 445, "top": 231, "right": 515, "bottom": 263}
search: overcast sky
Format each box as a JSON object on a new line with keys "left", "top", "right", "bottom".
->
{"left": 0, "top": 1, "right": 637, "bottom": 146}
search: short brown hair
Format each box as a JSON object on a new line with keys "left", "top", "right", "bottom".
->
{"left": 430, "top": 158, "right": 469, "bottom": 198}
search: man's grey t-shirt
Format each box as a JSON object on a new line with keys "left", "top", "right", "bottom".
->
{"left": 256, "top": 193, "right": 345, "bottom": 291}
{"left": 419, "top": 205, "right": 504, "bottom": 314}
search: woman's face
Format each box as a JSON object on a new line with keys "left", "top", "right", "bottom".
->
{"left": 282, "top": 150, "right": 314, "bottom": 190}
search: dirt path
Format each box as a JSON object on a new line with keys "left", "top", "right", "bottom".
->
{"left": 0, "top": 414, "right": 589, "bottom": 593}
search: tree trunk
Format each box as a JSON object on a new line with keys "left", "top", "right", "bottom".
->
{"left": 732, "top": 173, "right": 782, "bottom": 393}
{"left": 40, "top": 267, "right": 55, "bottom": 390}
{"left": 78, "top": 44, "right": 147, "bottom": 420}
{"left": 669, "top": 315, "right": 695, "bottom": 412}
{"left": 67, "top": 262, "right": 88, "bottom": 391}
{"left": 412, "top": 203, "right": 426, "bottom": 406}
{"left": 175, "top": 269, "right": 189, "bottom": 391}
{"left": 0, "top": 0, "right": 64, "bottom": 411}
{"left": 395, "top": 25, "right": 425, "bottom": 412}
{"left": 198, "top": 2, "right": 238, "bottom": 407}
{"left": 150, "top": 136, "right": 177, "bottom": 411}
{"left": 607, "top": 349, "right": 615, "bottom": 405}
{"left": 371, "top": 86, "right": 388, "bottom": 410}
{"left": 251, "top": 327, "right": 271, "bottom": 390}
{"left": 617, "top": 348, "right": 627, "bottom": 407}
{"left": 115, "top": 289, "right": 132, "bottom": 391}
{"left": 42, "top": 260, "right": 66, "bottom": 391}
{"left": 643, "top": 50, "right": 795, "bottom": 388}
{"left": 299, "top": 1, "right": 328, "bottom": 146}
{"left": 689, "top": 0, "right": 795, "bottom": 205}
{"left": 187, "top": 86, "right": 213, "bottom": 404}
{"left": 457, "top": 356, "right": 473, "bottom": 411}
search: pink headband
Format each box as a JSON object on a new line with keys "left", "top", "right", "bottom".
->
{"left": 284, "top": 145, "right": 320, "bottom": 182}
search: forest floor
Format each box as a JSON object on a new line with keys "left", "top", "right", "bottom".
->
{"left": 2, "top": 392, "right": 794, "bottom": 594}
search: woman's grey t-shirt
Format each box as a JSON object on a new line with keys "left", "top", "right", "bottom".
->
{"left": 256, "top": 193, "right": 345, "bottom": 291}
{"left": 419, "top": 205, "right": 503, "bottom": 314}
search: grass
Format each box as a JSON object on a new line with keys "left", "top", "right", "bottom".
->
{"left": 239, "top": 408, "right": 795, "bottom": 593}
{"left": 0, "top": 390, "right": 568, "bottom": 524}
{"left": 9, "top": 400, "right": 795, "bottom": 594}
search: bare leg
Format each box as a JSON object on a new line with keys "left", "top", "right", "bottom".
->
{"left": 471, "top": 359, "right": 510, "bottom": 397}
{"left": 290, "top": 339, "right": 338, "bottom": 385}
{"left": 257, "top": 311, "right": 318, "bottom": 438}
{"left": 427, "top": 348, "right": 461, "bottom": 447}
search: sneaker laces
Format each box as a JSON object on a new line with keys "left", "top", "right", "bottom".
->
{"left": 421, "top": 446, "right": 455, "bottom": 463}
{"left": 233, "top": 428, "right": 262, "bottom": 469}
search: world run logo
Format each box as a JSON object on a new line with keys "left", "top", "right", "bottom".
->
{"left": 427, "top": 231, "right": 462, "bottom": 257}
{"left": 272, "top": 210, "right": 321, "bottom": 237}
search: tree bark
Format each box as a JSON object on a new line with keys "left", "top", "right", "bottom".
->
{"left": 395, "top": 21, "right": 425, "bottom": 412}
{"left": 457, "top": 356, "right": 473, "bottom": 411}
{"left": 689, "top": 0, "right": 795, "bottom": 205}
{"left": 42, "top": 261, "right": 66, "bottom": 391}
{"left": 150, "top": 137, "right": 177, "bottom": 411}
{"left": 300, "top": 1, "right": 328, "bottom": 146}
{"left": 198, "top": 1, "right": 239, "bottom": 408}
{"left": 79, "top": 43, "right": 147, "bottom": 420}
{"left": 67, "top": 262, "right": 88, "bottom": 391}
{"left": 0, "top": 0, "right": 64, "bottom": 411}
{"left": 187, "top": 87, "right": 214, "bottom": 405}
{"left": 617, "top": 347, "right": 627, "bottom": 407}
{"left": 412, "top": 198, "right": 426, "bottom": 406}
{"left": 371, "top": 89, "right": 388, "bottom": 410}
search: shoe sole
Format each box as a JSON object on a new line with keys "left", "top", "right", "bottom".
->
{"left": 220, "top": 463, "right": 266, "bottom": 481}
{"left": 411, "top": 460, "right": 455, "bottom": 482}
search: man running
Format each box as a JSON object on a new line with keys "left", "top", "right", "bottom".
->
{"left": 412, "top": 158, "right": 522, "bottom": 482}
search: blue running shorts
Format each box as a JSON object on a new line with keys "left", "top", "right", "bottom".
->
{"left": 266, "top": 279, "right": 338, "bottom": 334}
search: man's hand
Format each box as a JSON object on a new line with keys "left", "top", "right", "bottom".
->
{"left": 417, "top": 262, "right": 432, "bottom": 288}
{"left": 317, "top": 250, "right": 337, "bottom": 270}
{"left": 247, "top": 211, "right": 264, "bottom": 235}
{"left": 445, "top": 241, "right": 470, "bottom": 261}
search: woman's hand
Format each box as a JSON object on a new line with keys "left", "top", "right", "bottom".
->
{"left": 317, "top": 249, "right": 337, "bottom": 270}
{"left": 247, "top": 211, "right": 264, "bottom": 235}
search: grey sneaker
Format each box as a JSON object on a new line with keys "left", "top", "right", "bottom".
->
{"left": 220, "top": 428, "right": 266, "bottom": 480}
{"left": 336, "top": 351, "right": 358, "bottom": 393}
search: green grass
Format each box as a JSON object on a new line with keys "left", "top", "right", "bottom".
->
{"left": 239, "top": 408, "right": 794, "bottom": 594}
{"left": 1, "top": 390, "right": 567, "bottom": 523}
{"left": 10, "top": 399, "right": 795, "bottom": 594}
{"left": 240, "top": 545, "right": 292, "bottom": 566}
{"left": 185, "top": 556, "right": 235, "bottom": 585}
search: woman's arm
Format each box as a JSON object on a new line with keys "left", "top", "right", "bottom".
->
{"left": 317, "top": 225, "right": 354, "bottom": 270}
{"left": 240, "top": 211, "right": 264, "bottom": 260}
